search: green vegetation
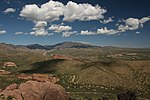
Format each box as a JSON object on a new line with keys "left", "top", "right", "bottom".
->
{"left": 0, "top": 75, "right": 26, "bottom": 89}
{"left": 0, "top": 95, "right": 13, "bottom": 100}
{"left": 0, "top": 43, "right": 150, "bottom": 99}
{"left": 6, "top": 96, "right": 13, "bottom": 100}
{"left": 17, "top": 58, "right": 150, "bottom": 99}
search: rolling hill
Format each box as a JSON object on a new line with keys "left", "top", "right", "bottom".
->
{"left": 0, "top": 42, "right": 150, "bottom": 99}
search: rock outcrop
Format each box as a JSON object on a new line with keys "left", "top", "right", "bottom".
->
{"left": 0, "top": 70, "right": 11, "bottom": 75}
{"left": 0, "top": 80, "right": 69, "bottom": 100}
{"left": 3, "top": 62, "right": 17, "bottom": 68}
{"left": 17, "top": 73, "right": 59, "bottom": 83}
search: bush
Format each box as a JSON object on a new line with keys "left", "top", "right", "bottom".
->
{"left": 7, "top": 96, "right": 12, "bottom": 100}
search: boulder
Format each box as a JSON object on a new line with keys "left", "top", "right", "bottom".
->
{"left": 0, "top": 81, "right": 69, "bottom": 100}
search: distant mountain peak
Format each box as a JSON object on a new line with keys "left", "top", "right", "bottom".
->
{"left": 1, "top": 42, "right": 124, "bottom": 50}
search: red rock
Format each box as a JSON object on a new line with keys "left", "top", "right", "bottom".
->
{"left": 3, "top": 62, "right": 17, "bottom": 68}
{"left": 17, "top": 73, "right": 32, "bottom": 80}
{"left": 4, "top": 83, "right": 18, "bottom": 91}
{"left": 0, "top": 81, "right": 69, "bottom": 100}
{"left": 17, "top": 74, "right": 59, "bottom": 83}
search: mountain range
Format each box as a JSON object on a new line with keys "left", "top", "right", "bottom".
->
{"left": 24, "top": 42, "right": 99, "bottom": 50}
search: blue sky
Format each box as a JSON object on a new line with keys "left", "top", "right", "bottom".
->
{"left": 0, "top": 0, "right": 150, "bottom": 48}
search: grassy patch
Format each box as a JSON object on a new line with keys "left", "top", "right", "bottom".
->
{"left": 0, "top": 75, "right": 26, "bottom": 89}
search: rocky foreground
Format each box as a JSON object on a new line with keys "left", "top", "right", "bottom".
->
{"left": 0, "top": 74, "right": 69, "bottom": 100}
{"left": 0, "top": 72, "right": 138, "bottom": 100}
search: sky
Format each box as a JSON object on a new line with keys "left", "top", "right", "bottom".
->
{"left": 0, "top": 0, "right": 150, "bottom": 48}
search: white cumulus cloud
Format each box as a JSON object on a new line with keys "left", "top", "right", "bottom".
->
{"left": 30, "top": 28, "right": 48, "bottom": 36}
{"left": 0, "top": 30, "right": 7, "bottom": 34}
{"left": 118, "top": 25, "right": 130, "bottom": 32}
{"left": 34, "top": 21, "right": 47, "bottom": 28}
{"left": 32, "top": 21, "right": 47, "bottom": 30}
{"left": 63, "top": 1, "right": 106, "bottom": 21}
{"left": 4, "top": 8, "right": 16, "bottom": 14}
{"left": 48, "top": 25, "right": 72, "bottom": 33}
{"left": 15, "top": 32, "right": 23, "bottom": 35}
{"left": 140, "top": 16, "right": 150, "bottom": 24}
{"left": 19, "top": 0, "right": 108, "bottom": 36}
{"left": 118, "top": 16, "right": 150, "bottom": 32}
{"left": 97, "top": 27, "right": 119, "bottom": 35}
{"left": 62, "top": 31, "right": 77, "bottom": 37}
{"left": 30, "top": 21, "right": 49, "bottom": 36}
{"left": 20, "top": 1, "right": 64, "bottom": 22}
{"left": 80, "top": 30, "right": 96, "bottom": 35}
{"left": 135, "top": 31, "right": 140, "bottom": 34}
{"left": 125, "top": 18, "right": 140, "bottom": 30}
{"left": 80, "top": 27, "right": 119, "bottom": 35}
{"left": 100, "top": 17, "right": 113, "bottom": 24}
{"left": 20, "top": 0, "right": 106, "bottom": 22}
